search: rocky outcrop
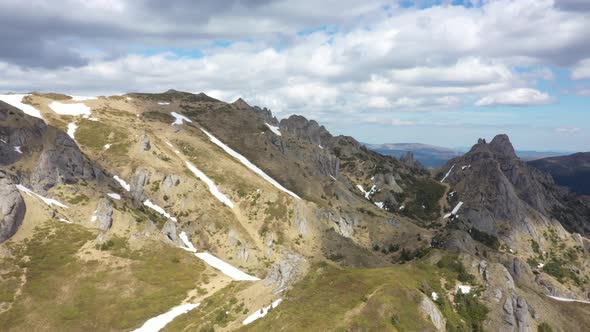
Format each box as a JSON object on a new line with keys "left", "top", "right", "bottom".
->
{"left": 419, "top": 294, "right": 446, "bottom": 331}
{"left": 438, "top": 134, "right": 590, "bottom": 238}
{"left": 264, "top": 251, "right": 306, "bottom": 292}
{"left": 95, "top": 198, "right": 113, "bottom": 231}
{"left": 327, "top": 211, "right": 359, "bottom": 238}
{"left": 139, "top": 131, "right": 151, "bottom": 152}
{"left": 32, "top": 132, "right": 100, "bottom": 192}
{"left": 502, "top": 295, "right": 532, "bottom": 332}
{"left": 162, "top": 174, "right": 180, "bottom": 192}
{"left": 130, "top": 167, "right": 150, "bottom": 206}
{"left": 280, "top": 115, "right": 333, "bottom": 146}
{"left": 0, "top": 171, "right": 26, "bottom": 243}
{"left": 252, "top": 106, "right": 279, "bottom": 125}
{"left": 162, "top": 220, "right": 180, "bottom": 245}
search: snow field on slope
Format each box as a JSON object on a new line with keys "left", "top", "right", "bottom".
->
{"left": 440, "top": 164, "right": 455, "bottom": 183}
{"left": 113, "top": 175, "right": 131, "bottom": 191}
{"left": 195, "top": 253, "right": 260, "bottom": 281}
{"left": 179, "top": 231, "right": 197, "bottom": 253}
{"left": 16, "top": 184, "right": 68, "bottom": 208}
{"left": 178, "top": 232, "right": 259, "bottom": 280}
{"left": 132, "top": 303, "right": 200, "bottom": 332}
{"left": 185, "top": 161, "right": 234, "bottom": 208}
{"left": 264, "top": 123, "right": 281, "bottom": 136}
{"left": 546, "top": 295, "right": 590, "bottom": 304}
{"left": 67, "top": 123, "right": 77, "bottom": 139}
{"left": 48, "top": 101, "right": 91, "bottom": 116}
{"left": 0, "top": 94, "right": 43, "bottom": 119}
{"left": 200, "top": 129, "right": 301, "bottom": 200}
{"left": 143, "top": 199, "right": 178, "bottom": 222}
{"left": 242, "top": 299, "right": 283, "bottom": 325}
{"left": 171, "top": 112, "right": 192, "bottom": 125}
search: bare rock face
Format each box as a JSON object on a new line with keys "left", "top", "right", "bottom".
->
{"left": 139, "top": 131, "right": 151, "bottom": 152}
{"left": 32, "top": 132, "right": 101, "bottom": 192}
{"left": 0, "top": 171, "right": 26, "bottom": 243}
{"left": 502, "top": 294, "right": 532, "bottom": 332}
{"left": 419, "top": 294, "right": 446, "bottom": 331}
{"left": 439, "top": 134, "right": 590, "bottom": 238}
{"left": 326, "top": 211, "right": 358, "bottom": 238}
{"left": 162, "top": 220, "right": 180, "bottom": 245}
{"left": 130, "top": 167, "right": 150, "bottom": 206}
{"left": 264, "top": 251, "right": 306, "bottom": 292}
{"left": 162, "top": 174, "right": 180, "bottom": 192}
{"left": 95, "top": 198, "right": 113, "bottom": 231}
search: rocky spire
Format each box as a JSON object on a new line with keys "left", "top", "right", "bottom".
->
{"left": 489, "top": 134, "right": 517, "bottom": 159}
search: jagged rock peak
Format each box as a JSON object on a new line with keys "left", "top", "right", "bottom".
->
{"left": 280, "top": 115, "right": 332, "bottom": 145}
{"left": 489, "top": 134, "right": 517, "bottom": 159}
{"left": 231, "top": 97, "right": 250, "bottom": 109}
{"left": 252, "top": 106, "right": 278, "bottom": 125}
{"left": 471, "top": 134, "right": 516, "bottom": 159}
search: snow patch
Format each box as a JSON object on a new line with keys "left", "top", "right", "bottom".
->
{"left": 171, "top": 112, "right": 192, "bottom": 125}
{"left": 71, "top": 96, "right": 97, "bottom": 101}
{"left": 456, "top": 285, "right": 471, "bottom": 294}
{"left": 265, "top": 123, "right": 281, "bottom": 136}
{"left": 59, "top": 218, "right": 73, "bottom": 224}
{"left": 440, "top": 164, "right": 455, "bottom": 183}
{"left": 179, "top": 232, "right": 197, "bottom": 253}
{"left": 431, "top": 292, "right": 439, "bottom": 301}
{"left": 318, "top": 144, "right": 324, "bottom": 149}
{"left": 104, "top": 144, "right": 111, "bottom": 150}
{"left": 446, "top": 201, "right": 464, "bottom": 219}
{"left": 16, "top": 184, "right": 68, "bottom": 208}
{"left": 201, "top": 129, "right": 301, "bottom": 200}
{"left": 113, "top": 175, "right": 131, "bottom": 191}
{"left": 399, "top": 205, "right": 405, "bottom": 210}
{"left": 0, "top": 94, "right": 43, "bottom": 119}
{"left": 143, "top": 199, "right": 178, "bottom": 222}
{"left": 546, "top": 295, "right": 590, "bottom": 305}
{"left": 107, "top": 193, "right": 121, "bottom": 200}
{"left": 14, "top": 146, "right": 22, "bottom": 154}
{"left": 375, "top": 202, "right": 385, "bottom": 209}
{"left": 461, "top": 165, "right": 471, "bottom": 170}
{"left": 158, "top": 102, "right": 170, "bottom": 105}
{"left": 49, "top": 101, "right": 91, "bottom": 116}
{"left": 194, "top": 252, "right": 260, "bottom": 281}
{"left": 67, "top": 123, "right": 77, "bottom": 139}
{"left": 133, "top": 303, "right": 200, "bottom": 332}
{"left": 185, "top": 161, "right": 234, "bottom": 208}
{"left": 242, "top": 299, "right": 282, "bottom": 325}
{"left": 356, "top": 184, "right": 377, "bottom": 200}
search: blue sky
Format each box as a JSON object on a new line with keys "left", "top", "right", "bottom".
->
{"left": 0, "top": 0, "right": 589, "bottom": 151}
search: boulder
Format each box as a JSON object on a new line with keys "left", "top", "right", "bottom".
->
{"left": 0, "top": 171, "right": 26, "bottom": 243}
{"left": 264, "top": 251, "right": 306, "bottom": 292}
{"left": 419, "top": 294, "right": 446, "bottom": 331}
{"left": 95, "top": 198, "right": 113, "bottom": 231}
{"left": 162, "top": 174, "right": 180, "bottom": 192}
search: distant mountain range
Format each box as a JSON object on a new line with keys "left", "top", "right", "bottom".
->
{"left": 529, "top": 152, "right": 590, "bottom": 196}
{"left": 365, "top": 142, "right": 570, "bottom": 168}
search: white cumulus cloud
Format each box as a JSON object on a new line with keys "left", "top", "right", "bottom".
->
{"left": 475, "top": 88, "right": 554, "bottom": 106}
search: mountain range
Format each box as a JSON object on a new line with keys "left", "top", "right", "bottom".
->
{"left": 0, "top": 91, "right": 589, "bottom": 332}
{"left": 366, "top": 142, "right": 570, "bottom": 168}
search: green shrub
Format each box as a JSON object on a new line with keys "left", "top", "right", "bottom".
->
{"left": 470, "top": 228, "right": 500, "bottom": 250}
{"left": 538, "top": 322, "right": 554, "bottom": 332}
{"left": 454, "top": 291, "right": 489, "bottom": 331}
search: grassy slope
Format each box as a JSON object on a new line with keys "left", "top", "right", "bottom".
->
{"left": 240, "top": 258, "right": 476, "bottom": 332}
{"left": 0, "top": 222, "right": 205, "bottom": 331}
